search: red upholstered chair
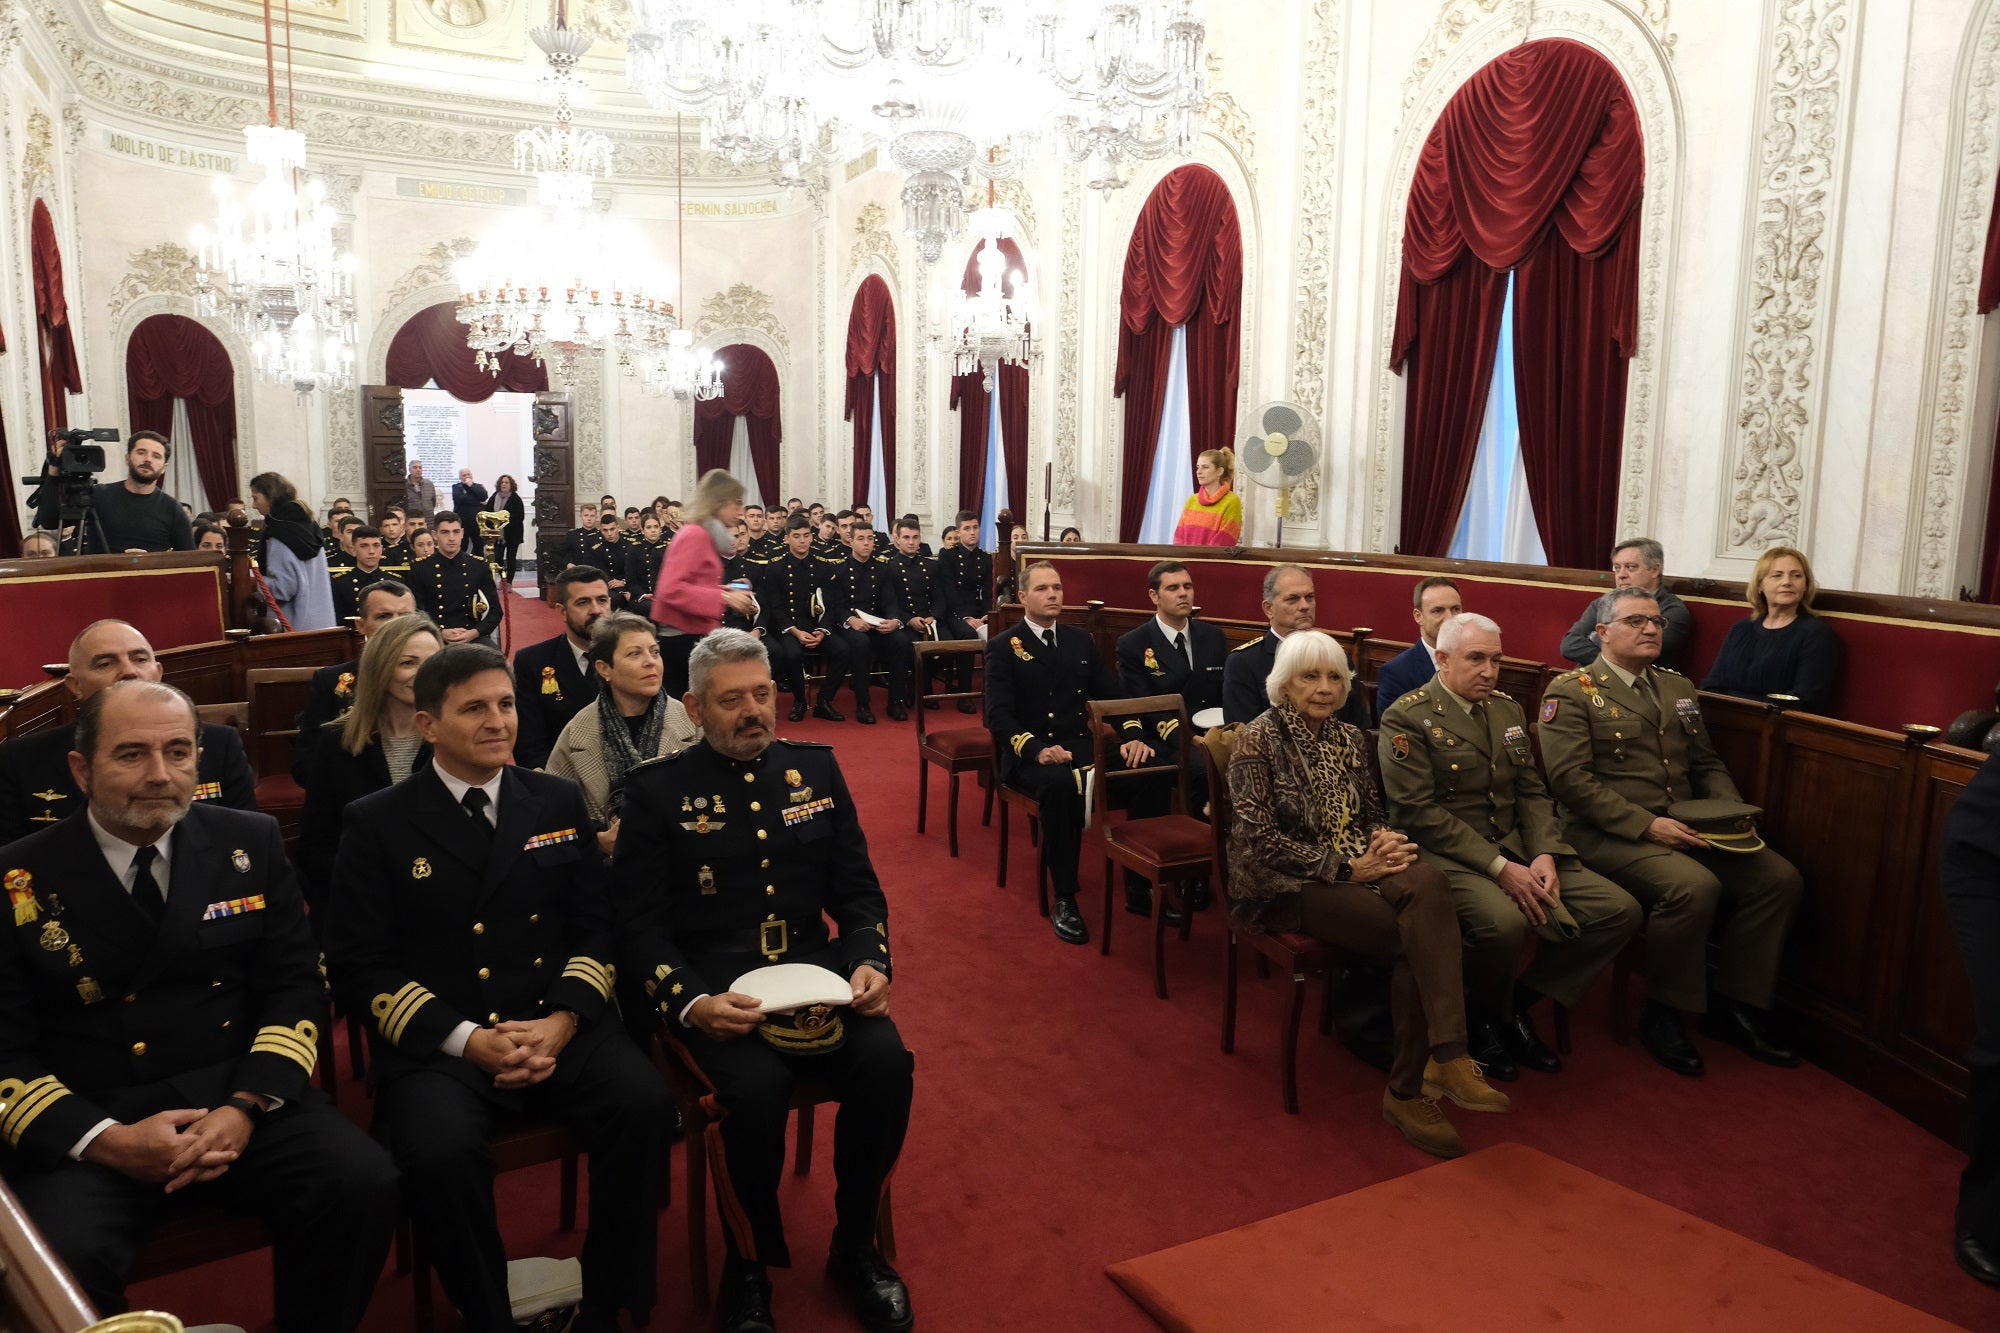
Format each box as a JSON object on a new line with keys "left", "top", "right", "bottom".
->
{"left": 1204, "top": 727, "right": 1338, "bottom": 1114}
{"left": 246, "top": 666, "right": 317, "bottom": 851}
{"left": 651, "top": 1035, "right": 898, "bottom": 1310}
{"left": 912, "top": 640, "right": 994, "bottom": 858}
{"left": 1088, "top": 696, "right": 1215, "bottom": 999}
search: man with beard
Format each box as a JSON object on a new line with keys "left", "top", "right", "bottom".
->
{"left": 612, "top": 630, "right": 914, "bottom": 1333}
{"left": 35, "top": 431, "right": 194, "bottom": 554}
{"left": 0, "top": 680, "right": 399, "bottom": 1329}
{"left": 0, "top": 621, "right": 257, "bottom": 843}
{"left": 513, "top": 566, "right": 613, "bottom": 770}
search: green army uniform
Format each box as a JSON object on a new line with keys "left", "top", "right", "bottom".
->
{"left": 1378, "top": 679, "right": 1639, "bottom": 1014}
{"left": 1536, "top": 661, "right": 1803, "bottom": 1013}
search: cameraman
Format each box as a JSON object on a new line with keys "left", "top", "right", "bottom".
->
{"left": 36, "top": 430, "right": 195, "bottom": 554}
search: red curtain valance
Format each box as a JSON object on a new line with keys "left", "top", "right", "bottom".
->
{"left": 693, "top": 342, "right": 782, "bottom": 503}
{"left": 126, "top": 313, "right": 239, "bottom": 509}
{"left": 845, "top": 275, "right": 898, "bottom": 516}
{"left": 31, "top": 199, "right": 80, "bottom": 441}
{"left": 385, "top": 301, "right": 548, "bottom": 403}
{"left": 960, "top": 236, "right": 1029, "bottom": 297}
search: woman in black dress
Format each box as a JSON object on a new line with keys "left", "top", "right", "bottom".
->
{"left": 1700, "top": 545, "right": 1842, "bottom": 715}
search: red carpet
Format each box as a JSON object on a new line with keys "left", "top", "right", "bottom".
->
{"left": 124, "top": 591, "right": 1999, "bottom": 1330}
{"left": 1106, "top": 1143, "right": 1964, "bottom": 1332}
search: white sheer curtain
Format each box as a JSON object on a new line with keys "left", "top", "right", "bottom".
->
{"left": 1137, "top": 324, "right": 1191, "bottom": 544}
{"left": 727, "top": 414, "right": 763, "bottom": 509}
{"left": 1448, "top": 275, "right": 1547, "bottom": 565}
{"left": 979, "top": 378, "right": 1007, "bottom": 550}
{"left": 865, "top": 373, "right": 888, "bottom": 519}
{"left": 163, "top": 396, "right": 207, "bottom": 511}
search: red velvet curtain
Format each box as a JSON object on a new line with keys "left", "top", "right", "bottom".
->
{"left": 0, "top": 312, "right": 18, "bottom": 556}
{"left": 385, "top": 301, "right": 548, "bottom": 403}
{"left": 1113, "top": 166, "right": 1242, "bottom": 543}
{"left": 1391, "top": 39, "right": 1643, "bottom": 561}
{"left": 692, "top": 342, "right": 782, "bottom": 503}
{"left": 951, "top": 363, "right": 1029, "bottom": 518}
{"left": 844, "top": 275, "right": 897, "bottom": 515}
{"left": 31, "top": 200, "right": 80, "bottom": 442}
{"left": 126, "top": 314, "right": 238, "bottom": 509}
{"left": 1978, "top": 174, "right": 2000, "bottom": 599}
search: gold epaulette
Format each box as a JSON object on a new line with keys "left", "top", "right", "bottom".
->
{"left": 1657, "top": 666, "right": 1684, "bottom": 676}
{"left": 1492, "top": 689, "right": 1513, "bottom": 700}
{"left": 1398, "top": 688, "right": 1429, "bottom": 705}
{"left": 1230, "top": 637, "right": 1261, "bottom": 652}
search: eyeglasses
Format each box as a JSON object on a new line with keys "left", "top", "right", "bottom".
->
{"left": 1610, "top": 615, "right": 1668, "bottom": 631}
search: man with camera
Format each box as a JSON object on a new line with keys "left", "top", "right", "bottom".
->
{"left": 33, "top": 429, "right": 195, "bottom": 555}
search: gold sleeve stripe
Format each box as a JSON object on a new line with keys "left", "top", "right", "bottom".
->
{"left": 1157, "top": 719, "right": 1179, "bottom": 737}
{"left": 1010, "top": 732, "right": 1032, "bottom": 757}
{"left": 249, "top": 1021, "right": 321, "bottom": 1076}
{"left": 371, "top": 981, "right": 436, "bottom": 1045}
{"left": 561, "top": 957, "right": 615, "bottom": 1000}
{"left": 0, "top": 1075, "right": 71, "bottom": 1146}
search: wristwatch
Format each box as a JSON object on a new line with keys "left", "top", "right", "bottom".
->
{"left": 224, "top": 1095, "right": 268, "bottom": 1124}
{"left": 1333, "top": 859, "right": 1355, "bottom": 883}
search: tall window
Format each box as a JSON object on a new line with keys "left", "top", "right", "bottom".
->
{"left": 125, "top": 314, "right": 239, "bottom": 510}
{"left": 1447, "top": 275, "right": 1547, "bottom": 564}
{"left": 1392, "top": 39, "right": 1642, "bottom": 566}
{"left": 845, "top": 276, "right": 897, "bottom": 519}
{"left": 1113, "top": 164, "right": 1242, "bottom": 543}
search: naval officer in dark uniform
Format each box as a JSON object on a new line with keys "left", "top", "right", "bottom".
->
{"left": 760, "top": 514, "right": 849, "bottom": 723}
{"left": 511, "top": 566, "right": 612, "bottom": 770}
{"left": 935, "top": 512, "right": 993, "bottom": 706}
{"left": 0, "top": 620, "right": 257, "bottom": 844}
{"left": 0, "top": 681, "right": 398, "bottom": 1330}
{"left": 820, "top": 528, "right": 907, "bottom": 726}
{"left": 406, "top": 513, "right": 502, "bottom": 646}
{"left": 882, "top": 517, "right": 943, "bottom": 719}
{"left": 611, "top": 629, "right": 914, "bottom": 1333}
{"left": 986, "top": 561, "right": 1158, "bottom": 944}
{"left": 325, "top": 646, "right": 668, "bottom": 1332}
{"left": 1222, "top": 564, "right": 1371, "bottom": 728}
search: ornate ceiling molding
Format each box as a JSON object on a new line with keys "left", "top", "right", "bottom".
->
{"left": 1907, "top": 1, "right": 2000, "bottom": 599}
{"left": 106, "top": 239, "right": 196, "bottom": 319}
{"left": 1368, "top": 2, "right": 1681, "bottom": 554}
{"left": 1285, "top": 0, "right": 1342, "bottom": 528}
{"left": 692, "top": 282, "right": 789, "bottom": 360}
{"left": 1718, "top": 0, "right": 1850, "bottom": 556}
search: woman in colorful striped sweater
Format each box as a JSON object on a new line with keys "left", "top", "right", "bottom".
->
{"left": 1173, "top": 447, "right": 1243, "bottom": 547}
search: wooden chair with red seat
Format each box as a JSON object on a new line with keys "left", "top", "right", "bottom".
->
{"left": 245, "top": 666, "right": 319, "bottom": 850}
{"left": 1203, "top": 726, "right": 1339, "bottom": 1114}
{"left": 1088, "top": 695, "right": 1215, "bottom": 999}
{"left": 911, "top": 639, "right": 994, "bottom": 858}
{"left": 650, "top": 1035, "right": 899, "bottom": 1310}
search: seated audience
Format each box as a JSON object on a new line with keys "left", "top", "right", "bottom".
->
{"left": 610, "top": 630, "right": 914, "bottom": 1333}
{"left": 986, "top": 561, "right": 1155, "bottom": 945}
{"left": 1227, "top": 631, "right": 1507, "bottom": 1158}
{"left": 1372, "top": 576, "right": 1462, "bottom": 713}
{"left": 297, "top": 614, "right": 441, "bottom": 911}
{"left": 1377, "top": 613, "right": 1640, "bottom": 1080}
{"left": 545, "top": 612, "right": 699, "bottom": 856}
{"left": 192, "top": 522, "right": 226, "bottom": 554}
{"left": 0, "top": 680, "right": 398, "bottom": 1330}
{"left": 1700, "top": 545, "right": 1841, "bottom": 715}
{"left": 1222, "top": 564, "right": 1369, "bottom": 728}
{"left": 561, "top": 503, "right": 599, "bottom": 568}
{"left": 409, "top": 527, "right": 436, "bottom": 562}
{"left": 883, "top": 516, "right": 943, "bottom": 711}
{"left": 407, "top": 512, "right": 501, "bottom": 645}
{"left": 329, "top": 525, "right": 397, "bottom": 625}
{"left": 761, "top": 513, "right": 849, "bottom": 722}
{"left": 514, "top": 566, "right": 614, "bottom": 770}
{"left": 1539, "top": 587, "right": 1804, "bottom": 1077}
{"left": 20, "top": 529, "right": 60, "bottom": 558}
{"left": 250, "top": 472, "right": 337, "bottom": 631}
{"left": 293, "top": 578, "right": 420, "bottom": 786}
{"left": 325, "top": 645, "right": 668, "bottom": 1333}
{"left": 1059, "top": 526, "right": 1083, "bottom": 544}
{"left": 1173, "top": 447, "right": 1243, "bottom": 547}
{"left": 935, "top": 511, "right": 993, "bottom": 705}
{"left": 624, "top": 511, "right": 670, "bottom": 618}
{"left": 821, "top": 527, "right": 909, "bottom": 725}
{"left": 0, "top": 620, "right": 256, "bottom": 843}
{"left": 1559, "top": 537, "right": 1692, "bottom": 669}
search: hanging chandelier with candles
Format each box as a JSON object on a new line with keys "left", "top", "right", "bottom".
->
{"left": 640, "top": 114, "right": 724, "bottom": 401}
{"left": 455, "top": 9, "right": 677, "bottom": 376}
{"left": 191, "top": 0, "right": 357, "bottom": 400}
{"left": 939, "top": 200, "right": 1037, "bottom": 389}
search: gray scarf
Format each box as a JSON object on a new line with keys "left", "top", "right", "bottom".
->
{"left": 595, "top": 679, "right": 668, "bottom": 818}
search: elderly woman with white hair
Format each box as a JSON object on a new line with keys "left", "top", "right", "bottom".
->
{"left": 1226, "top": 629, "right": 1508, "bottom": 1158}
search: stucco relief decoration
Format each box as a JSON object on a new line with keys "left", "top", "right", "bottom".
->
{"left": 815, "top": 220, "right": 829, "bottom": 500}
{"left": 1201, "top": 91, "right": 1256, "bottom": 184}
{"left": 559, "top": 356, "right": 606, "bottom": 499}
{"left": 388, "top": 236, "right": 478, "bottom": 311}
{"left": 0, "top": 0, "right": 24, "bottom": 67}
{"left": 847, "top": 203, "right": 899, "bottom": 280}
{"left": 1053, "top": 161, "right": 1083, "bottom": 510}
{"left": 107, "top": 242, "right": 198, "bottom": 320}
{"left": 328, "top": 388, "right": 360, "bottom": 489}
{"left": 1286, "top": 0, "right": 1342, "bottom": 526}
{"left": 693, "top": 282, "right": 790, "bottom": 358}
{"left": 1405, "top": 0, "right": 1675, "bottom": 113}
{"left": 22, "top": 108, "right": 53, "bottom": 195}
{"left": 1724, "top": 0, "right": 1847, "bottom": 553}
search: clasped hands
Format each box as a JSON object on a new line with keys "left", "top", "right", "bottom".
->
{"left": 1496, "top": 853, "right": 1563, "bottom": 927}
{"left": 85, "top": 1093, "right": 270, "bottom": 1193}
{"left": 847, "top": 615, "right": 902, "bottom": 633}
{"left": 466, "top": 1011, "right": 578, "bottom": 1090}
{"left": 687, "top": 966, "right": 890, "bottom": 1041}
{"left": 1346, "top": 828, "right": 1419, "bottom": 884}
{"left": 1036, "top": 740, "right": 1155, "bottom": 767}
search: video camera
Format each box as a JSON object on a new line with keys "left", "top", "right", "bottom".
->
{"left": 24, "top": 426, "right": 120, "bottom": 544}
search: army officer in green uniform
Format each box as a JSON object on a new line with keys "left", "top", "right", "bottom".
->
{"left": 1537, "top": 587, "right": 1803, "bottom": 1077}
{"left": 1379, "top": 613, "right": 1639, "bottom": 1080}
{"left": 611, "top": 629, "right": 913, "bottom": 1333}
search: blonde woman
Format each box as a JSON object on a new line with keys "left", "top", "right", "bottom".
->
{"left": 651, "top": 468, "right": 756, "bottom": 696}
{"left": 1700, "top": 545, "right": 1842, "bottom": 715}
{"left": 298, "top": 614, "right": 442, "bottom": 912}
{"left": 1173, "top": 447, "right": 1243, "bottom": 547}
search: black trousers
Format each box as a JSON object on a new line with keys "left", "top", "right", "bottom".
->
{"left": 1008, "top": 749, "right": 1176, "bottom": 900}
{"left": 497, "top": 539, "right": 520, "bottom": 578}
{"left": 768, "top": 630, "right": 851, "bottom": 699}
{"left": 5, "top": 1093, "right": 398, "bottom": 1332}
{"left": 1944, "top": 868, "right": 2000, "bottom": 1245}
{"left": 824, "top": 628, "right": 912, "bottom": 709}
{"left": 373, "top": 1032, "right": 670, "bottom": 1332}
{"left": 673, "top": 1012, "right": 913, "bottom": 1268}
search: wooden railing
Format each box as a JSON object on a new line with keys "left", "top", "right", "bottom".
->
{"left": 0, "top": 1174, "right": 100, "bottom": 1333}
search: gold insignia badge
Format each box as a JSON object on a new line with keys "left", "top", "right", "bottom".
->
{"left": 232, "top": 848, "right": 250, "bottom": 873}
{"left": 698, "top": 865, "right": 717, "bottom": 894}
{"left": 27, "top": 791, "right": 64, "bottom": 804}
{"left": 1389, "top": 734, "right": 1409, "bottom": 762}
{"left": 38, "top": 921, "right": 68, "bottom": 952}
{"left": 335, "top": 672, "right": 355, "bottom": 697}
{"left": 76, "top": 978, "right": 103, "bottom": 1004}
{"left": 412, "top": 857, "right": 433, "bottom": 880}
{"left": 541, "top": 665, "right": 560, "bottom": 697}
{"left": 1143, "top": 647, "right": 1160, "bottom": 670}
{"left": 785, "top": 769, "right": 802, "bottom": 788}
{"left": 695, "top": 814, "right": 712, "bottom": 833}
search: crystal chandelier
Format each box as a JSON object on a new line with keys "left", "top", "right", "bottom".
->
{"left": 940, "top": 204, "right": 1037, "bottom": 389}
{"left": 455, "top": 15, "right": 676, "bottom": 375}
{"left": 640, "top": 114, "right": 724, "bottom": 400}
{"left": 190, "top": 0, "right": 357, "bottom": 399}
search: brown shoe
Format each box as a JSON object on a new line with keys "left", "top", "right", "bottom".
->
{"left": 1382, "top": 1089, "right": 1464, "bottom": 1159}
{"left": 1422, "top": 1056, "right": 1513, "bottom": 1113}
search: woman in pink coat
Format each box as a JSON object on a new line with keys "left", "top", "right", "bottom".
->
{"left": 651, "top": 468, "right": 759, "bottom": 696}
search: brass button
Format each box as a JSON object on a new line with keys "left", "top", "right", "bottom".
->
{"left": 750, "top": 801, "right": 762, "bottom": 812}
{"left": 221, "top": 1020, "right": 232, "bottom": 1028}
{"left": 124, "top": 993, "right": 136, "bottom": 1004}
{"left": 765, "top": 886, "right": 776, "bottom": 896}
{"left": 477, "top": 967, "right": 491, "bottom": 980}
{"left": 489, "top": 1012, "right": 500, "bottom": 1024}
{"left": 744, "top": 773, "right": 755, "bottom": 783}
{"left": 760, "top": 859, "right": 770, "bottom": 868}
{"left": 757, "top": 829, "right": 768, "bottom": 840}
{"left": 472, "top": 922, "right": 485, "bottom": 935}
{"left": 131, "top": 1041, "right": 147, "bottom": 1057}
{"left": 533, "top": 957, "right": 544, "bottom": 968}
{"left": 766, "top": 913, "right": 777, "bottom": 921}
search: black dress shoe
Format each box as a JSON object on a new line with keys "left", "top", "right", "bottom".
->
{"left": 886, "top": 702, "right": 909, "bottom": 722}
{"left": 854, "top": 707, "right": 877, "bottom": 725}
{"left": 717, "top": 1264, "right": 777, "bottom": 1333}
{"left": 1124, "top": 887, "right": 1185, "bottom": 925}
{"left": 788, "top": 700, "right": 808, "bottom": 722}
{"left": 827, "top": 1246, "right": 914, "bottom": 1332}
{"left": 1050, "top": 897, "right": 1089, "bottom": 945}
{"left": 813, "top": 700, "right": 845, "bottom": 722}
{"left": 1468, "top": 1015, "right": 1519, "bottom": 1082}
{"left": 1958, "top": 1231, "right": 2000, "bottom": 1286}
{"left": 956, "top": 698, "right": 979, "bottom": 714}
{"left": 1498, "top": 1009, "right": 1563, "bottom": 1074}
{"left": 1698, "top": 998, "right": 1801, "bottom": 1067}
{"left": 1640, "top": 1001, "right": 1706, "bottom": 1077}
